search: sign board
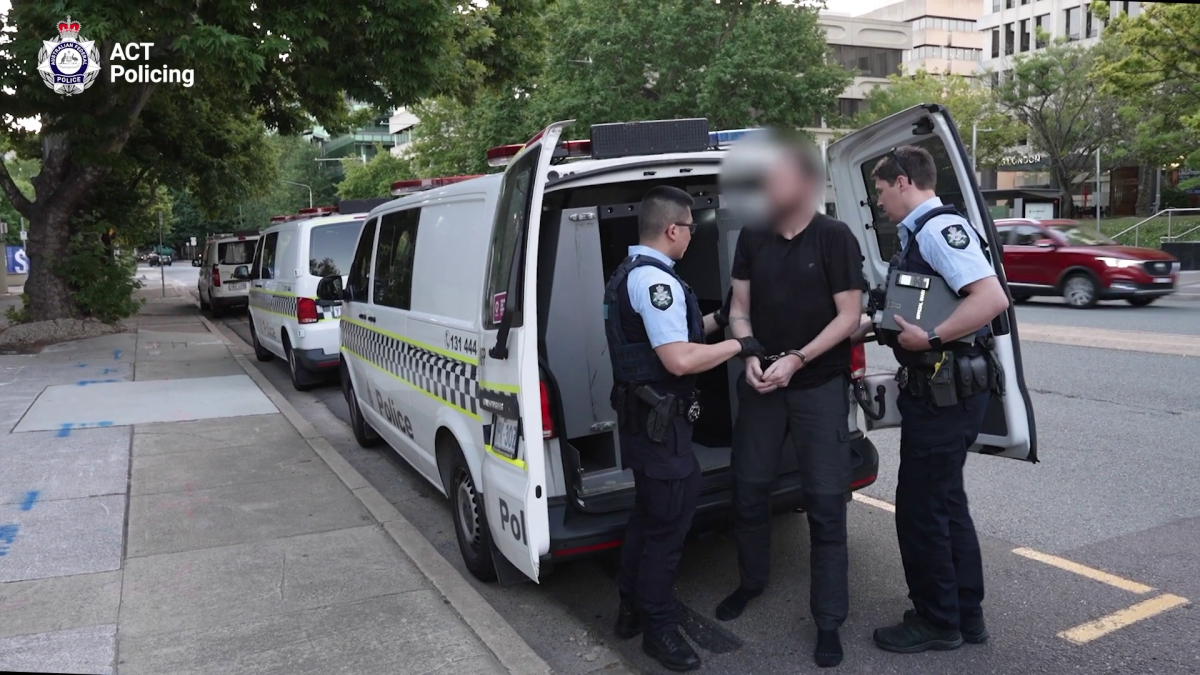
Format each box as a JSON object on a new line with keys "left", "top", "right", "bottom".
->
{"left": 1024, "top": 202, "right": 1056, "bottom": 220}
{"left": 190, "top": 236, "right": 197, "bottom": 246}
{"left": 5, "top": 246, "right": 29, "bottom": 275}
{"left": 1179, "top": 169, "right": 1200, "bottom": 196}
{"left": 19, "top": 231, "right": 27, "bottom": 241}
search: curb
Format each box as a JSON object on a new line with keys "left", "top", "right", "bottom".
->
{"left": 196, "top": 313, "right": 554, "bottom": 675}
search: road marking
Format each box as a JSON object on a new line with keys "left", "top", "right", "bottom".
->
{"left": 1058, "top": 594, "right": 1190, "bottom": 645}
{"left": 852, "top": 492, "right": 895, "bottom": 513}
{"left": 1012, "top": 548, "right": 1155, "bottom": 594}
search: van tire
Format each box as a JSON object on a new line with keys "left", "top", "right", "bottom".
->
{"left": 283, "top": 334, "right": 316, "bottom": 391}
{"left": 210, "top": 296, "right": 224, "bottom": 319}
{"left": 447, "top": 441, "right": 498, "bottom": 582}
{"left": 344, "top": 376, "right": 381, "bottom": 448}
{"left": 199, "top": 293, "right": 210, "bottom": 311}
{"left": 250, "top": 322, "right": 274, "bottom": 362}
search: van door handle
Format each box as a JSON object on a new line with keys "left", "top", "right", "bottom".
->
{"left": 367, "top": 316, "right": 376, "bottom": 323}
{"left": 358, "top": 313, "right": 368, "bottom": 320}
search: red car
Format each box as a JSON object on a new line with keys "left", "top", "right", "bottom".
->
{"left": 995, "top": 218, "right": 1180, "bottom": 308}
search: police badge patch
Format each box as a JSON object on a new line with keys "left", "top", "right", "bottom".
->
{"left": 36, "top": 16, "right": 101, "bottom": 96}
{"left": 941, "top": 224, "right": 970, "bottom": 250}
{"left": 649, "top": 284, "right": 674, "bottom": 310}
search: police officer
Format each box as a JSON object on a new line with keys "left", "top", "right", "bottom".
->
{"left": 604, "top": 185, "right": 762, "bottom": 672}
{"left": 867, "top": 146, "right": 1011, "bottom": 654}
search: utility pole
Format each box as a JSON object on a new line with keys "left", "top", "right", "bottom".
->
{"left": 158, "top": 210, "right": 166, "bottom": 298}
{"left": 1096, "top": 148, "right": 1102, "bottom": 233}
{"left": 971, "top": 123, "right": 993, "bottom": 174}
{"left": 0, "top": 220, "right": 8, "bottom": 296}
{"left": 281, "top": 180, "right": 313, "bottom": 208}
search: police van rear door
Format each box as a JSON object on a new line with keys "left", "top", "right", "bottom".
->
{"left": 477, "top": 121, "right": 573, "bottom": 582}
{"left": 828, "top": 104, "right": 1038, "bottom": 462}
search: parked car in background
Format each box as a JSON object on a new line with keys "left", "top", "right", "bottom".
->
{"left": 996, "top": 218, "right": 1181, "bottom": 308}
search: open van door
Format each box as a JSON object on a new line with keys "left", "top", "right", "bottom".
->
{"left": 828, "top": 104, "right": 1038, "bottom": 462}
{"left": 477, "top": 121, "right": 573, "bottom": 583}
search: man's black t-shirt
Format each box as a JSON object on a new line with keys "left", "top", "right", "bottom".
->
{"left": 731, "top": 213, "right": 865, "bottom": 390}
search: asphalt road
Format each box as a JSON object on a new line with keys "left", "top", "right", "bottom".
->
{"left": 176, "top": 269, "right": 1199, "bottom": 675}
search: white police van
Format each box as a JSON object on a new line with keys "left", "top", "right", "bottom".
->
{"left": 320, "top": 106, "right": 1038, "bottom": 585}
{"left": 198, "top": 231, "right": 260, "bottom": 318}
{"left": 248, "top": 204, "right": 380, "bottom": 390}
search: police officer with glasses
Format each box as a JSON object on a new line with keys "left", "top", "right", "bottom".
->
{"left": 603, "top": 185, "right": 763, "bottom": 672}
{"left": 867, "top": 145, "right": 1010, "bottom": 654}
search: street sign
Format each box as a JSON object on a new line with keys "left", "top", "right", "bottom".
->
{"left": 0, "top": 222, "right": 7, "bottom": 234}
{"left": 19, "top": 231, "right": 26, "bottom": 241}
{"left": 190, "top": 236, "right": 197, "bottom": 246}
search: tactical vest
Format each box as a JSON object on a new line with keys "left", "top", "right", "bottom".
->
{"left": 603, "top": 255, "right": 705, "bottom": 398}
{"left": 888, "top": 205, "right": 991, "bottom": 367}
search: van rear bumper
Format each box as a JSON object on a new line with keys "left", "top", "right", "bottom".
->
{"left": 542, "top": 434, "right": 880, "bottom": 562}
{"left": 293, "top": 346, "right": 340, "bottom": 371}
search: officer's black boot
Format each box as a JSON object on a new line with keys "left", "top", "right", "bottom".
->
{"left": 873, "top": 610, "right": 963, "bottom": 654}
{"left": 903, "top": 609, "right": 989, "bottom": 644}
{"left": 614, "top": 601, "right": 642, "bottom": 640}
{"left": 642, "top": 629, "right": 701, "bottom": 672}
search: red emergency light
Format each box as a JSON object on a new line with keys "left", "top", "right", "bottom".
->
{"left": 390, "top": 174, "right": 484, "bottom": 197}
{"left": 297, "top": 205, "right": 336, "bottom": 216}
{"left": 485, "top": 139, "right": 593, "bottom": 168}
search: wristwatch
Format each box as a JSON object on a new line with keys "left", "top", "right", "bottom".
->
{"left": 786, "top": 349, "right": 808, "bottom": 365}
{"left": 926, "top": 330, "right": 944, "bottom": 351}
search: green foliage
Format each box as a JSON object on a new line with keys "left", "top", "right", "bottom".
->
{"left": 56, "top": 214, "right": 145, "bottom": 323}
{"left": 1160, "top": 186, "right": 1190, "bottom": 209}
{"left": 852, "top": 71, "right": 1023, "bottom": 168}
{"left": 409, "top": 92, "right": 542, "bottom": 177}
{"left": 0, "top": 154, "right": 35, "bottom": 246}
{"left": 338, "top": 147, "right": 418, "bottom": 199}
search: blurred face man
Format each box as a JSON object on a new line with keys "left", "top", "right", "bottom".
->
{"left": 763, "top": 146, "right": 822, "bottom": 226}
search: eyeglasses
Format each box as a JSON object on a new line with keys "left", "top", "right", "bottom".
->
{"left": 887, "top": 147, "right": 910, "bottom": 181}
{"left": 674, "top": 222, "right": 697, "bottom": 235}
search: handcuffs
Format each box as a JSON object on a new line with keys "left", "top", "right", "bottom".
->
{"left": 760, "top": 349, "right": 808, "bottom": 365}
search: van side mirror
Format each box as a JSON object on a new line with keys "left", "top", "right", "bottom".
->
{"left": 232, "top": 265, "right": 251, "bottom": 280}
{"left": 316, "top": 275, "right": 343, "bottom": 302}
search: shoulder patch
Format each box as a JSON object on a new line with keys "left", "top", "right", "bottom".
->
{"left": 941, "top": 224, "right": 970, "bottom": 250}
{"left": 649, "top": 283, "right": 674, "bottom": 310}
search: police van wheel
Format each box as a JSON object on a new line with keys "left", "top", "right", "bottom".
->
{"left": 345, "top": 379, "right": 381, "bottom": 448}
{"left": 1063, "top": 274, "right": 1098, "bottom": 309}
{"left": 210, "top": 296, "right": 224, "bottom": 319}
{"left": 449, "top": 445, "right": 498, "bottom": 582}
{"left": 284, "top": 336, "right": 316, "bottom": 392}
{"left": 250, "top": 323, "right": 274, "bottom": 362}
{"left": 199, "top": 293, "right": 210, "bottom": 311}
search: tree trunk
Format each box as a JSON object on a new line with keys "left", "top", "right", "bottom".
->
{"left": 1135, "top": 164, "right": 1155, "bottom": 216}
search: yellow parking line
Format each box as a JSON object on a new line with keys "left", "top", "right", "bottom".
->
{"left": 1058, "top": 594, "right": 1190, "bottom": 645}
{"left": 852, "top": 493, "right": 895, "bottom": 513}
{"left": 1012, "top": 548, "right": 1155, "bottom": 594}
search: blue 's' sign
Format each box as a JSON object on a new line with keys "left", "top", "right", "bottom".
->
{"left": 6, "top": 246, "right": 29, "bottom": 275}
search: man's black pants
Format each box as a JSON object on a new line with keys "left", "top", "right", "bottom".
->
{"left": 895, "top": 388, "right": 990, "bottom": 630}
{"left": 617, "top": 434, "right": 702, "bottom": 636}
{"left": 730, "top": 374, "right": 852, "bottom": 631}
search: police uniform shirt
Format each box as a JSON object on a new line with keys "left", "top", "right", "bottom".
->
{"left": 625, "top": 245, "right": 690, "bottom": 347}
{"left": 899, "top": 197, "right": 995, "bottom": 293}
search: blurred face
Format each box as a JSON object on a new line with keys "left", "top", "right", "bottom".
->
{"left": 763, "top": 156, "right": 812, "bottom": 222}
{"left": 663, "top": 208, "right": 695, "bottom": 260}
{"left": 873, "top": 176, "right": 909, "bottom": 223}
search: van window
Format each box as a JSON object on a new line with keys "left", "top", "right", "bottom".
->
{"left": 250, "top": 237, "right": 264, "bottom": 280}
{"left": 346, "top": 218, "right": 377, "bottom": 303}
{"left": 309, "top": 220, "right": 362, "bottom": 277}
{"left": 484, "top": 147, "right": 538, "bottom": 327}
{"left": 373, "top": 209, "right": 420, "bottom": 310}
{"left": 260, "top": 232, "right": 279, "bottom": 280}
{"left": 218, "top": 240, "right": 256, "bottom": 265}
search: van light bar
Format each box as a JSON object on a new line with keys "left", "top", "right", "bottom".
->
{"left": 484, "top": 121, "right": 768, "bottom": 166}
{"left": 298, "top": 206, "right": 336, "bottom": 215}
{"left": 390, "top": 174, "right": 484, "bottom": 196}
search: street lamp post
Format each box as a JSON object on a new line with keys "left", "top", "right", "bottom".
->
{"left": 280, "top": 180, "right": 313, "bottom": 209}
{"left": 1095, "top": 148, "right": 1102, "bottom": 233}
{"left": 971, "top": 123, "right": 993, "bottom": 174}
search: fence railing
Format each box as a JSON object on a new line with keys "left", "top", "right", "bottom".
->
{"left": 1110, "top": 208, "right": 1200, "bottom": 247}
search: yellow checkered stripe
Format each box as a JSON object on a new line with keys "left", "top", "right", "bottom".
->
{"left": 341, "top": 319, "right": 479, "bottom": 417}
{"left": 249, "top": 288, "right": 339, "bottom": 321}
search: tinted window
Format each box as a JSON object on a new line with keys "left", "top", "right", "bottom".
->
{"left": 250, "top": 237, "right": 264, "bottom": 280}
{"left": 373, "top": 209, "right": 420, "bottom": 310}
{"left": 309, "top": 220, "right": 363, "bottom": 277}
{"left": 260, "top": 232, "right": 279, "bottom": 280}
{"left": 218, "top": 240, "right": 256, "bottom": 265}
{"left": 996, "top": 225, "right": 1015, "bottom": 245}
{"left": 484, "top": 147, "right": 538, "bottom": 326}
{"left": 1013, "top": 225, "right": 1043, "bottom": 246}
{"left": 346, "top": 218, "right": 377, "bottom": 303}
{"left": 1048, "top": 224, "right": 1117, "bottom": 246}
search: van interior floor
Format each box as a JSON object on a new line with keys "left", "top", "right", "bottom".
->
{"left": 576, "top": 443, "right": 732, "bottom": 497}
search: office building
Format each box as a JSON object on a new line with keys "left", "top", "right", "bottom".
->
{"left": 814, "top": 12, "right": 912, "bottom": 135}
{"left": 862, "top": 0, "right": 985, "bottom": 76}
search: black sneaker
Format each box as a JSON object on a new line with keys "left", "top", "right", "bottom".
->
{"left": 642, "top": 629, "right": 701, "bottom": 672}
{"left": 874, "top": 611, "right": 963, "bottom": 654}
{"left": 903, "top": 609, "right": 989, "bottom": 644}
{"left": 614, "top": 602, "right": 642, "bottom": 640}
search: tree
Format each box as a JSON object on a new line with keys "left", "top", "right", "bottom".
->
{"left": 533, "top": 0, "right": 851, "bottom": 131}
{"left": 992, "top": 39, "right": 1122, "bottom": 216}
{"left": 852, "top": 71, "right": 1023, "bottom": 169}
{"left": 407, "top": 90, "right": 542, "bottom": 177}
{"left": 0, "top": 0, "right": 548, "bottom": 321}
{"left": 0, "top": 153, "right": 36, "bottom": 245}
{"left": 338, "top": 147, "right": 418, "bottom": 199}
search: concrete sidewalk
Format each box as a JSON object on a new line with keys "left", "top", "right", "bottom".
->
{"left": 0, "top": 285, "right": 550, "bottom": 675}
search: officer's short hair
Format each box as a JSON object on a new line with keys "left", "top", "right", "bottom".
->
{"left": 639, "top": 186, "right": 695, "bottom": 240}
{"left": 871, "top": 145, "right": 937, "bottom": 191}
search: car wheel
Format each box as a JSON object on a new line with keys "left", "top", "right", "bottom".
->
{"left": 250, "top": 322, "right": 274, "bottom": 362}
{"left": 1127, "top": 297, "right": 1156, "bottom": 307}
{"left": 210, "top": 295, "right": 224, "bottom": 319}
{"left": 448, "top": 440, "right": 498, "bottom": 582}
{"left": 199, "top": 292, "right": 210, "bottom": 311}
{"left": 1012, "top": 293, "right": 1031, "bottom": 304}
{"left": 1062, "top": 274, "right": 1098, "bottom": 309}
{"left": 284, "top": 335, "right": 316, "bottom": 391}
{"left": 343, "top": 375, "right": 381, "bottom": 448}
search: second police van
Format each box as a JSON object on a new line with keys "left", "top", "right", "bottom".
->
{"left": 316, "top": 106, "right": 1039, "bottom": 585}
{"left": 248, "top": 202, "right": 386, "bottom": 390}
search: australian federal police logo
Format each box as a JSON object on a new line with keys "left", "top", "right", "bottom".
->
{"left": 941, "top": 224, "right": 970, "bottom": 250}
{"left": 36, "top": 17, "right": 101, "bottom": 96}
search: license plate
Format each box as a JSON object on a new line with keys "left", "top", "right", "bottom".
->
{"left": 1155, "top": 278, "right": 1173, "bottom": 283}
{"left": 226, "top": 282, "right": 246, "bottom": 291}
{"left": 331, "top": 305, "right": 342, "bottom": 318}
{"left": 492, "top": 416, "right": 519, "bottom": 459}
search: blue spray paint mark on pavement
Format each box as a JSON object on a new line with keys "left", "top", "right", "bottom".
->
{"left": 76, "top": 379, "right": 119, "bottom": 386}
{"left": 102, "top": 368, "right": 117, "bottom": 375}
{"left": 19, "top": 491, "right": 38, "bottom": 511}
{"left": 0, "top": 523, "right": 19, "bottom": 556}
{"left": 75, "top": 363, "right": 88, "bottom": 368}
{"left": 98, "top": 421, "right": 113, "bottom": 427}
{"left": 113, "top": 350, "right": 122, "bottom": 360}
{"left": 57, "top": 423, "right": 73, "bottom": 437}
